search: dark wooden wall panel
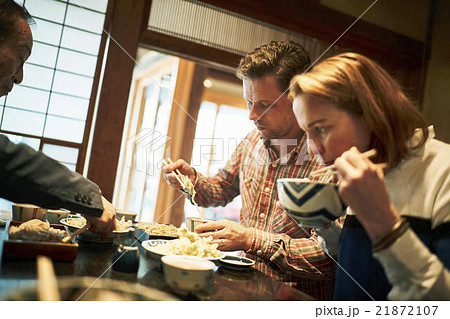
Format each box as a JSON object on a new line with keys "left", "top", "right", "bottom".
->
{"left": 87, "top": 0, "right": 151, "bottom": 200}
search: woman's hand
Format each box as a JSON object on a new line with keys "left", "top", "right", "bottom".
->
{"left": 195, "top": 219, "right": 253, "bottom": 251}
{"left": 334, "top": 147, "right": 400, "bottom": 241}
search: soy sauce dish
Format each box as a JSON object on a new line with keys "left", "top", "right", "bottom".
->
{"left": 218, "top": 255, "right": 255, "bottom": 270}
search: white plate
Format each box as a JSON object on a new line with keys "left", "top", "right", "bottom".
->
{"left": 60, "top": 218, "right": 131, "bottom": 233}
{"left": 218, "top": 255, "right": 255, "bottom": 270}
{"left": 141, "top": 239, "right": 224, "bottom": 261}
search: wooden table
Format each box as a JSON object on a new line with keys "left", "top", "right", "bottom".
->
{"left": 0, "top": 226, "right": 314, "bottom": 301}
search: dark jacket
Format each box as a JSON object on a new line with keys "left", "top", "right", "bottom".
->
{"left": 0, "top": 134, "right": 103, "bottom": 217}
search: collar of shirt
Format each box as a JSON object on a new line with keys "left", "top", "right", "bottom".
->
{"left": 260, "top": 132, "right": 306, "bottom": 165}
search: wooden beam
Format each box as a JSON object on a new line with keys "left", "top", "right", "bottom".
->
{"left": 87, "top": 0, "right": 151, "bottom": 201}
{"left": 77, "top": 0, "right": 115, "bottom": 174}
{"left": 140, "top": 30, "right": 242, "bottom": 71}
{"left": 198, "top": 0, "right": 424, "bottom": 66}
{"left": 154, "top": 61, "right": 207, "bottom": 226}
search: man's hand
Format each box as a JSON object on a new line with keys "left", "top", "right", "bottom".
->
{"left": 195, "top": 219, "right": 253, "bottom": 251}
{"left": 162, "top": 159, "right": 196, "bottom": 190}
{"left": 83, "top": 196, "right": 116, "bottom": 240}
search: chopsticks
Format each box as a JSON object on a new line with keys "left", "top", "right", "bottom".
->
{"left": 309, "top": 149, "right": 387, "bottom": 178}
{"left": 37, "top": 255, "right": 60, "bottom": 301}
{"left": 311, "top": 163, "right": 388, "bottom": 178}
{"left": 62, "top": 223, "right": 89, "bottom": 243}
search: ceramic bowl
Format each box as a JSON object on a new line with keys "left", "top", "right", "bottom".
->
{"left": 185, "top": 217, "right": 215, "bottom": 232}
{"left": 12, "top": 204, "right": 47, "bottom": 222}
{"left": 277, "top": 178, "right": 347, "bottom": 228}
{"left": 161, "top": 255, "right": 215, "bottom": 293}
{"left": 115, "top": 210, "right": 138, "bottom": 222}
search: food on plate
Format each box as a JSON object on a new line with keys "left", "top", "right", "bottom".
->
{"left": 153, "top": 228, "right": 221, "bottom": 258}
{"left": 115, "top": 217, "right": 133, "bottom": 231}
{"left": 9, "top": 219, "right": 67, "bottom": 242}
{"left": 137, "top": 222, "right": 178, "bottom": 237}
{"left": 65, "top": 216, "right": 87, "bottom": 228}
{"left": 65, "top": 216, "right": 132, "bottom": 232}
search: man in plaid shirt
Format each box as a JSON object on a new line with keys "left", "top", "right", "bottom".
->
{"left": 164, "top": 41, "right": 336, "bottom": 300}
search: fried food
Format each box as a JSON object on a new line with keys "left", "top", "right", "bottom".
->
{"left": 137, "top": 222, "right": 178, "bottom": 237}
{"left": 154, "top": 228, "right": 221, "bottom": 258}
{"left": 9, "top": 219, "right": 67, "bottom": 242}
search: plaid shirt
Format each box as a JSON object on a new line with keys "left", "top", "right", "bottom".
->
{"left": 194, "top": 129, "right": 336, "bottom": 300}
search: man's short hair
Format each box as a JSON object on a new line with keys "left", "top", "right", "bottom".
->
{"left": 0, "top": 0, "right": 34, "bottom": 42}
{"left": 236, "top": 40, "right": 311, "bottom": 93}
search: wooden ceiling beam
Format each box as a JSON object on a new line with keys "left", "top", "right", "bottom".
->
{"left": 198, "top": 0, "right": 424, "bottom": 66}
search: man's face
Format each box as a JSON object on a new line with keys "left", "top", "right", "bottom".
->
{"left": 0, "top": 18, "right": 33, "bottom": 97}
{"left": 243, "top": 75, "right": 300, "bottom": 139}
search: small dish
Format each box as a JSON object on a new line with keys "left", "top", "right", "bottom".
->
{"left": 219, "top": 255, "right": 255, "bottom": 271}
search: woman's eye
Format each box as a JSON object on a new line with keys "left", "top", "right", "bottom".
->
{"left": 316, "top": 127, "right": 326, "bottom": 135}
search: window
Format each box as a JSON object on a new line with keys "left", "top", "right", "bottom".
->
{"left": 114, "top": 50, "right": 179, "bottom": 220}
{"left": 185, "top": 78, "right": 254, "bottom": 223}
{"left": 0, "top": 0, "right": 109, "bottom": 210}
{"left": 1, "top": 0, "right": 108, "bottom": 157}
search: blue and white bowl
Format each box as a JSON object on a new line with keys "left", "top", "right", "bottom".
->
{"left": 277, "top": 178, "right": 347, "bottom": 228}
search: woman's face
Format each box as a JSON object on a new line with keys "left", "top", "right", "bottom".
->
{"left": 293, "top": 94, "right": 370, "bottom": 165}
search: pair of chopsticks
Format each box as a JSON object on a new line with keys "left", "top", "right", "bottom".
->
{"left": 309, "top": 149, "right": 387, "bottom": 178}
{"left": 61, "top": 223, "right": 89, "bottom": 243}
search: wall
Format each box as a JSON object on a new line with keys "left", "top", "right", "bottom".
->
{"left": 322, "top": 0, "right": 450, "bottom": 143}
{"left": 320, "top": 0, "right": 429, "bottom": 41}
{"left": 422, "top": 0, "right": 450, "bottom": 143}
